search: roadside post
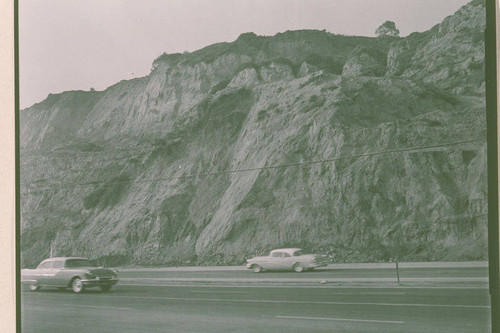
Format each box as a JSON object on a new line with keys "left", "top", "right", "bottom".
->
{"left": 395, "top": 260, "right": 400, "bottom": 284}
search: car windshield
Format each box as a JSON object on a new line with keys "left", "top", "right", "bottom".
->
{"left": 65, "top": 259, "right": 97, "bottom": 268}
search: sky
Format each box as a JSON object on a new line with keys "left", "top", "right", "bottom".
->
{"left": 19, "top": 0, "right": 471, "bottom": 109}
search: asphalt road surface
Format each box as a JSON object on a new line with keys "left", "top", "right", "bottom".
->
{"left": 118, "top": 265, "right": 488, "bottom": 280}
{"left": 21, "top": 264, "right": 491, "bottom": 333}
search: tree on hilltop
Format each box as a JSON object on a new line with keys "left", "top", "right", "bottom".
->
{"left": 376, "top": 21, "right": 400, "bottom": 37}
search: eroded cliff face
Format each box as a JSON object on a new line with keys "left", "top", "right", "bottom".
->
{"left": 20, "top": 1, "right": 487, "bottom": 267}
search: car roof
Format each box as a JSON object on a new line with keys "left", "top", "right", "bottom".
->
{"left": 270, "top": 248, "right": 302, "bottom": 254}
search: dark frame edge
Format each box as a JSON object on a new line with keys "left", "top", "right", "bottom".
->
{"left": 14, "top": 0, "right": 20, "bottom": 332}
{"left": 486, "top": 0, "right": 499, "bottom": 332}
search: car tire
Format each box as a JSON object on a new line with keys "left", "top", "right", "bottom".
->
{"left": 293, "top": 263, "right": 305, "bottom": 273}
{"left": 29, "top": 283, "right": 40, "bottom": 291}
{"left": 71, "top": 277, "right": 85, "bottom": 293}
{"left": 251, "top": 264, "right": 263, "bottom": 273}
{"left": 100, "top": 285, "right": 112, "bottom": 292}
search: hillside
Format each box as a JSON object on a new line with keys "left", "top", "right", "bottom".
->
{"left": 20, "top": 0, "right": 486, "bottom": 267}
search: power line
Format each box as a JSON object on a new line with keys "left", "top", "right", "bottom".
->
{"left": 19, "top": 107, "right": 483, "bottom": 165}
{"left": 21, "top": 138, "right": 484, "bottom": 194}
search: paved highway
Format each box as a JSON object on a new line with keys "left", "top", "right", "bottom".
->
{"left": 116, "top": 263, "right": 489, "bottom": 288}
{"left": 21, "top": 264, "right": 490, "bottom": 332}
{"left": 118, "top": 265, "right": 488, "bottom": 280}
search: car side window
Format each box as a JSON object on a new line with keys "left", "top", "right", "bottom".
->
{"left": 283, "top": 253, "right": 291, "bottom": 257}
{"left": 271, "top": 252, "right": 282, "bottom": 257}
{"left": 37, "top": 261, "right": 52, "bottom": 269}
{"left": 52, "top": 260, "right": 64, "bottom": 268}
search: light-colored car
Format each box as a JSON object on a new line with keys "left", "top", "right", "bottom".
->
{"left": 21, "top": 257, "right": 119, "bottom": 293}
{"left": 245, "top": 248, "right": 328, "bottom": 273}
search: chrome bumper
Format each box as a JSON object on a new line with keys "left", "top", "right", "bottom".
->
{"left": 81, "top": 277, "right": 119, "bottom": 285}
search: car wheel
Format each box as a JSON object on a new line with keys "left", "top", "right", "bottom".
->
{"left": 29, "top": 283, "right": 40, "bottom": 291}
{"left": 251, "top": 264, "right": 263, "bottom": 273}
{"left": 71, "top": 278, "right": 85, "bottom": 293}
{"left": 100, "top": 285, "right": 112, "bottom": 292}
{"left": 293, "top": 263, "right": 305, "bottom": 273}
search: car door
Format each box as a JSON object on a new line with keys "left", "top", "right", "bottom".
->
{"left": 37, "top": 261, "right": 58, "bottom": 285}
{"left": 263, "top": 251, "right": 283, "bottom": 270}
{"left": 52, "top": 260, "right": 69, "bottom": 287}
{"left": 281, "top": 252, "right": 295, "bottom": 270}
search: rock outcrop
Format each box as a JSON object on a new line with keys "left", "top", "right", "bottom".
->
{"left": 20, "top": 1, "right": 486, "bottom": 267}
{"left": 342, "top": 46, "right": 387, "bottom": 77}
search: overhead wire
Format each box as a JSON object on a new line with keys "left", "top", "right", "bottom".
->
{"left": 21, "top": 138, "right": 484, "bottom": 194}
{"left": 19, "top": 107, "right": 484, "bottom": 165}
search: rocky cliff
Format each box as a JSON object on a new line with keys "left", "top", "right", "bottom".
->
{"left": 20, "top": 0, "right": 487, "bottom": 267}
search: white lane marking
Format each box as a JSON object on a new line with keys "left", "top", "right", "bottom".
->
{"left": 119, "top": 277, "right": 488, "bottom": 282}
{"left": 190, "top": 290, "right": 247, "bottom": 294}
{"left": 188, "top": 290, "right": 405, "bottom": 295}
{"left": 117, "top": 261, "right": 488, "bottom": 272}
{"left": 117, "top": 283, "right": 488, "bottom": 290}
{"left": 104, "top": 295, "right": 490, "bottom": 309}
{"left": 276, "top": 315, "right": 404, "bottom": 324}
{"left": 331, "top": 292, "right": 406, "bottom": 295}
{"left": 61, "top": 304, "right": 133, "bottom": 310}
